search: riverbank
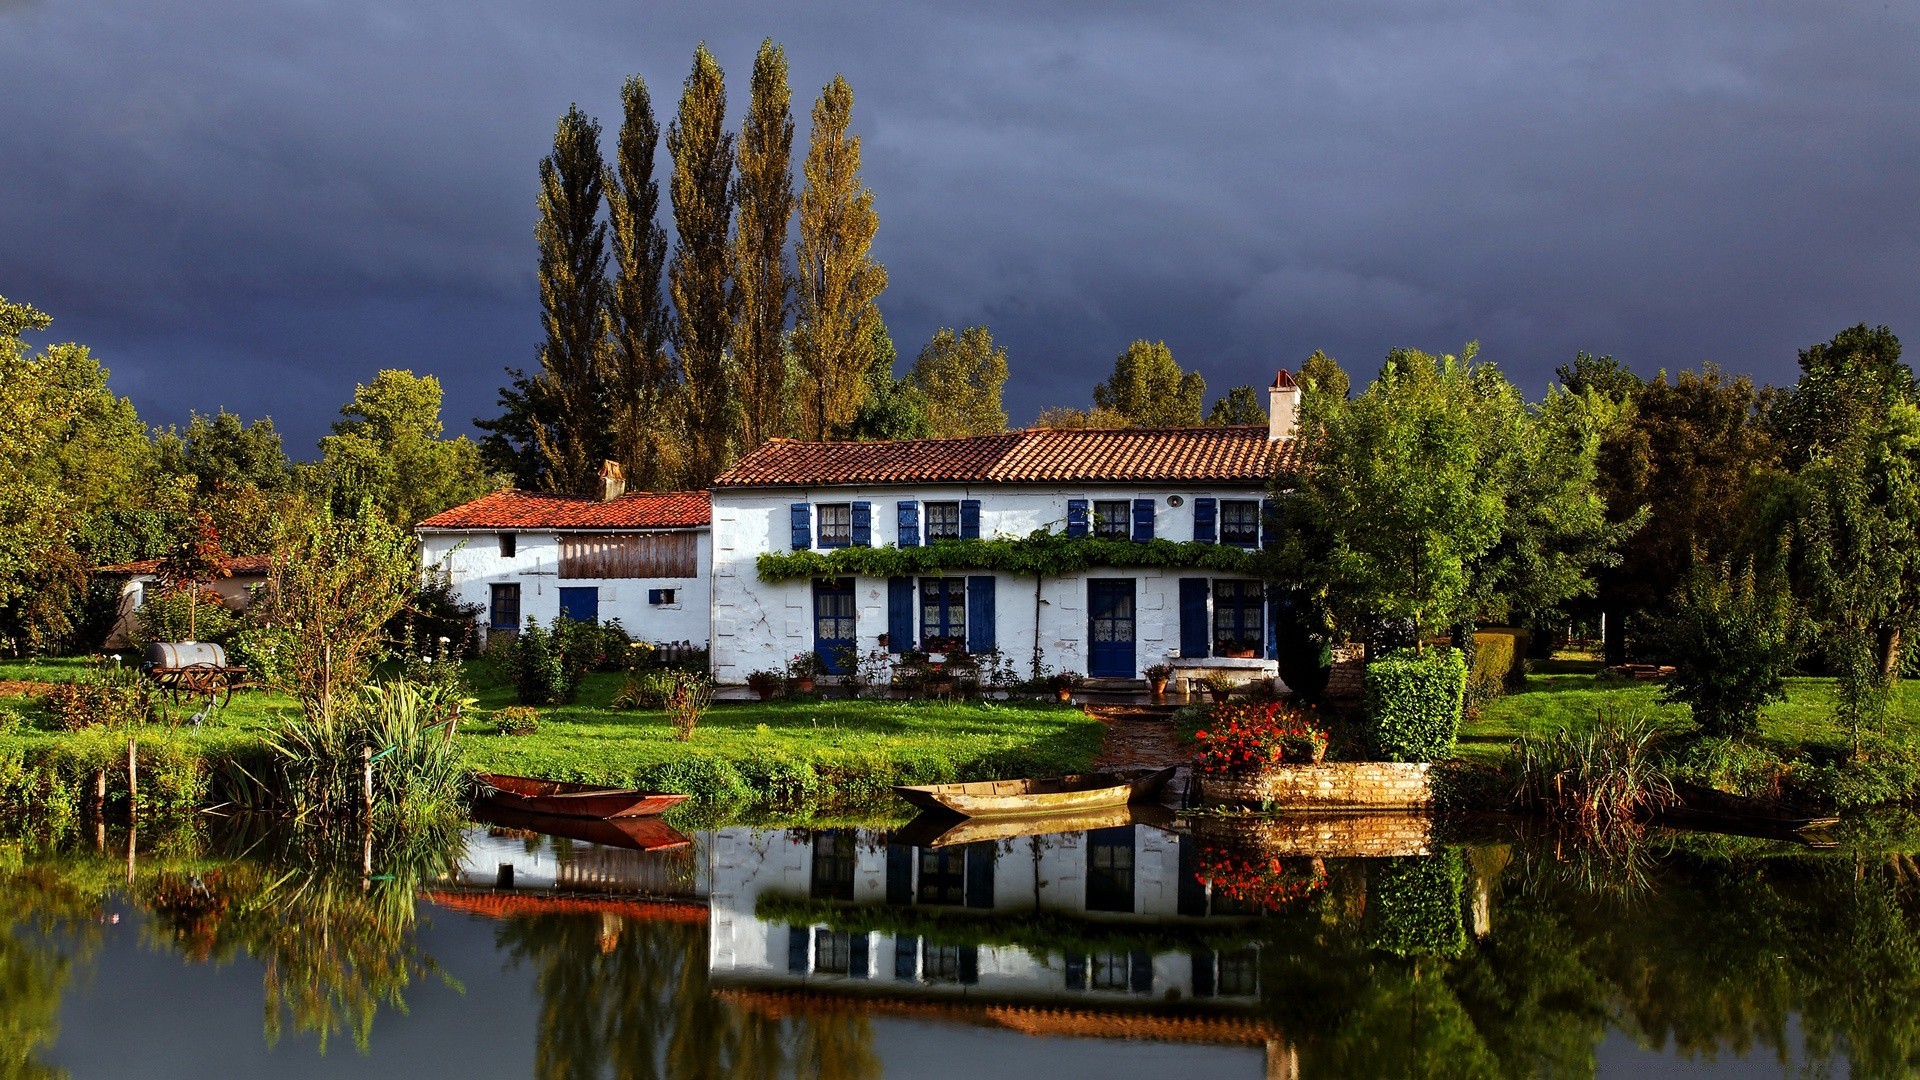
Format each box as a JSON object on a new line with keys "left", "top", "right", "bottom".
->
{"left": 0, "top": 660, "right": 1106, "bottom": 817}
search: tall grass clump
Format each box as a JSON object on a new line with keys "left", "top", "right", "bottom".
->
{"left": 262, "top": 679, "right": 470, "bottom": 826}
{"left": 1511, "top": 708, "right": 1675, "bottom": 829}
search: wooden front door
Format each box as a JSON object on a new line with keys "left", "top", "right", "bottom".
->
{"left": 1087, "top": 579, "right": 1136, "bottom": 679}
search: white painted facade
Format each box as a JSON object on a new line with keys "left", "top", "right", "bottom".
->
{"left": 708, "top": 484, "right": 1278, "bottom": 683}
{"left": 419, "top": 527, "right": 711, "bottom": 647}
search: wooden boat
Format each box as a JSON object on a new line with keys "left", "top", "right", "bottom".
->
{"left": 892, "top": 802, "right": 1175, "bottom": 848}
{"left": 892, "top": 766, "right": 1176, "bottom": 819}
{"left": 1660, "top": 781, "right": 1840, "bottom": 835}
{"left": 470, "top": 802, "right": 693, "bottom": 852}
{"left": 474, "top": 773, "right": 689, "bottom": 820}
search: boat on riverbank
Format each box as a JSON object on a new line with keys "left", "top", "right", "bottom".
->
{"left": 892, "top": 766, "right": 1176, "bottom": 819}
{"left": 474, "top": 773, "right": 689, "bottom": 819}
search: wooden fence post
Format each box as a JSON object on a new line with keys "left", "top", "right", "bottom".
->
{"left": 126, "top": 736, "right": 137, "bottom": 822}
{"left": 93, "top": 769, "right": 106, "bottom": 816}
{"left": 361, "top": 744, "right": 374, "bottom": 817}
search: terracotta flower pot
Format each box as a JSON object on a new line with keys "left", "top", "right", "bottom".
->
{"left": 793, "top": 677, "right": 815, "bottom": 693}
{"left": 1208, "top": 687, "right": 1232, "bottom": 704}
{"left": 751, "top": 685, "right": 777, "bottom": 701}
{"left": 1056, "top": 687, "right": 1073, "bottom": 703}
{"left": 1150, "top": 678, "right": 1168, "bottom": 701}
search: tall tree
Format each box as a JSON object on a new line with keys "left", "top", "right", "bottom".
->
{"left": 793, "top": 74, "right": 887, "bottom": 440}
{"left": 1772, "top": 324, "right": 1914, "bottom": 469}
{"left": 731, "top": 39, "right": 795, "bottom": 453}
{"left": 604, "top": 75, "right": 676, "bottom": 490}
{"left": 531, "top": 105, "right": 612, "bottom": 495}
{"left": 908, "top": 326, "right": 1009, "bottom": 437}
{"left": 310, "top": 370, "right": 501, "bottom": 527}
{"left": 1299, "top": 349, "right": 1350, "bottom": 400}
{"left": 152, "top": 410, "right": 294, "bottom": 550}
{"left": 668, "top": 44, "right": 737, "bottom": 484}
{"left": 845, "top": 316, "right": 932, "bottom": 440}
{"left": 1206, "top": 386, "right": 1268, "bottom": 426}
{"left": 1093, "top": 340, "right": 1206, "bottom": 426}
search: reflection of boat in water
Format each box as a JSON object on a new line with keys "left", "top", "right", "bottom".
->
{"left": 892, "top": 802, "right": 1174, "bottom": 848}
{"left": 472, "top": 803, "right": 693, "bottom": 852}
{"left": 422, "top": 890, "right": 709, "bottom": 924}
{"left": 892, "top": 767, "right": 1176, "bottom": 818}
{"left": 1659, "top": 782, "right": 1841, "bottom": 844}
{"left": 475, "top": 772, "right": 689, "bottom": 819}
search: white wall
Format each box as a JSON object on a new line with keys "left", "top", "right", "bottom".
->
{"left": 419, "top": 528, "right": 711, "bottom": 647}
{"left": 709, "top": 485, "right": 1274, "bottom": 682}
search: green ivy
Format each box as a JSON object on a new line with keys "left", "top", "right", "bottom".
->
{"left": 754, "top": 891, "right": 1266, "bottom": 957}
{"left": 755, "top": 531, "right": 1263, "bottom": 582}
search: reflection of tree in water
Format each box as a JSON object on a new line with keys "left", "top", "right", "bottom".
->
{"left": 500, "top": 915, "right": 879, "bottom": 1080}
{"left": 1251, "top": 841, "right": 1920, "bottom": 1078}
{"left": 0, "top": 853, "right": 109, "bottom": 1080}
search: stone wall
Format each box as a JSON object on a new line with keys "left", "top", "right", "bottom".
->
{"left": 1199, "top": 761, "right": 1433, "bottom": 811}
{"left": 1193, "top": 813, "right": 1434, "bottom": 858}
{"left": 1324, "top": 642, "right": 1365, "bottom": 701}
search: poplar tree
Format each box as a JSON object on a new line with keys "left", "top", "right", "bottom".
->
{"left": 604, "top": 74, "right": 676, "bottom": 489}
{"left": 1094, "top": 340, "right": 1207, "bottom": 426}
{"left": 908, "top": 326, "right": 1009, "bottom": 437}
{"left": 732, "top": 39, "right": 795, "bottom": 453}
{"left": 668, "top": 44, "right": 737, "bottom": 485}
{"left": 793, "top": 75, "right": 887, "bottom": 440}
{"left": 531, "top": 105, "right": 611, "bottom": 495}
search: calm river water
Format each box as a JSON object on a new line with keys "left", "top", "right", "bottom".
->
{"left": 3, "top": 809, "right": 1912, "bottom": 1078}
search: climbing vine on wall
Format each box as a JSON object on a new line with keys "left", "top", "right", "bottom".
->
{"left": 754, "top": 530, "right": 1265, "bottom": 582}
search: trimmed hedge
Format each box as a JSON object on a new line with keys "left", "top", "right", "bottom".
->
{"left": 1365, "top": 851, "right": 1468, "bottom": 958}
{"left": 1363, "top": 647, "right": 1467, "bottom": 761}
{"left": 1470, "top": 629, "right": 1528, "bottom": 696}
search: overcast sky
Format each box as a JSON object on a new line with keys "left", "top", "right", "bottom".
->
{"left": 2, "top": 0, "right": 1915, "bottom": 454}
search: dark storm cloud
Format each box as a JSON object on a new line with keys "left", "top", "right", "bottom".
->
{"left": 1, "top": 0, "right": 1915, "bottom": 452}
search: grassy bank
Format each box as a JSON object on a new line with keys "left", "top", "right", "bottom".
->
{"left": 0, "top": 660, "right": 1106, "bottom": 817}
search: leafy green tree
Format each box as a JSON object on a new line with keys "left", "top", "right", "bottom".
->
{"left": 1298, "top": 348, "right": 1350, "bottom": 400}
{"left": 1650, "top": 554, "right": 1800, "bottom": 738}
{"left": 668, "top": 44, "right": 737, "bottom": 484}
{"left": 793, "top": 74, "right": 886, "bottom": 440}
{"left": 1032, "top": 405, "right": 1129, "bottom": 429}
{"left": 907, "top": 326, "right": 1009, "bottom": 437}
{"left": 310, "top": 370, "right": 500, "bottom": 527}
{"left": 534, "top": 105, "right": 612, "bottom": 495}
{"left": 731, "top": 39, "right": 795, "bottom": 454}
{"left": 845, "top": 316, "right": 932, "bottom": 440}
{"left": 1206, "top": 385, "right": 1268, "bottom": 426}
{"left": 1772, "top": 324, "right": 1914, "bottom": 469}
{"left": 1092, "top": 340, "right": 1205, "bottom": 426}
{"left": 604, "top": 74, "right": 676, "bottom": 491}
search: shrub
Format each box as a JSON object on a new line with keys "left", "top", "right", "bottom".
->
{"left": 509, "top": 618, "right": 570, "bottom": 705}
{"left": 1647, "top": 557, "right": 1799, "bottom": 738}
{"left": 745, "top": 669, "right": 784, "bottom": 697}
{"left": 612, "top": 670, "right": 677, "bottom": 710}
{"left": 1270, "top": 590, "right": 1334, "bottom": 702}
{"left": 133, "top": 587, "right": 240, "bottom": 649}
{"left": 1363, "top": 647, "right": 1467, "bottom": 761}
{"left": 1510, "top": 709, "right": 1675, "bottom": 827}
{"left": 43, "top": 657, "right": 161, "bottom": 730}
{"left": 1192, "top": 702, "right": 1329, "bottom": 774}
{"left": 1366, "top": 852, "right": 1468, "bottom": 958}
{"left": 494, "top": 706, "right": 539, "bottom": 737}
{"left": 1468, "top": 629, "right": 1527, "bottom": 703}
{"left": 665, "top": 671, "right": 714, "bottom": 742}
{"left": 386, "top": 572, "right": 482, "bottom": 659}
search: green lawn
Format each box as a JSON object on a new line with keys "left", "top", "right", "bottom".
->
{"left": 0, "top": 659, "right": 1106, "bottom": 815}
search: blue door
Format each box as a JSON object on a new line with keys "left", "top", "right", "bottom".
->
{"left": 812, "top": 578, "right": 857, "bottom": 675}
{"left": 558, "top": 587, "right": 599, "bottom": 623}
{"left": 1087, "top": 579, "right": 1136, "bottom": 678}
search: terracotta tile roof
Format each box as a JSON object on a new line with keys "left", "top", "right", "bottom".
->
{"left": 714, "top": 987, "right": 1279, "bottom": 1046}
{"left": 415, "top": 489, "right": 711, "bottom": 530}
{"left": 96, "top": 553, "right": 274, "bottom": 576}
{"left": 715, "top": 427, "right": 1298, "bottom": 488}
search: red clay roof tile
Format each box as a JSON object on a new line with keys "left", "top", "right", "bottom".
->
{"left": 415, "top": 490, "right": 711, "bottom": 531}
{"left": 714, "top": 427, "right": 1297, "bottom": 488}
{"left": 96, "top": 553, "right": 275, "bottom": 576}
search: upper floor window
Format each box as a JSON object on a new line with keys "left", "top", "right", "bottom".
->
{"left": 1093, "top": 500, "right": 1130, "bottom": 540}
{"left": 498, "top": 532, "right": 516, "bottom": 558}
{"left": 924, "top": 501, "right": 961, "bottom": 541}
{"left": 1221, "top": 501, "right": 1260, "bottom": 548}
{"left": 817, "top": 504, "right": 853, "bottom": 549}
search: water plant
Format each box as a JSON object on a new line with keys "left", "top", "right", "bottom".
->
{"left": 1510, "top": 708, "right": 1675, "bottom": 828}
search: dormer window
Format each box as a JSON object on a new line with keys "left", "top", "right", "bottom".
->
{"left": 817, "top": 504, "right": 853, "bottom": 549}
{"left": 1221, "top": 501, "right": 1260, "bottom": 548}
{"left": 925, "top": 501, "right": 961, "bottom": 541}
{"left": 1093, "top": 500, "right": 1130, "bottom": 540}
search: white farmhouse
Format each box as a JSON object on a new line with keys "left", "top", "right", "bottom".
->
{"left": 416, "top": 466, "right": 711, "bottom": 648}
{"left": 707, "top": 372, "right": 1301, "bottom": 684}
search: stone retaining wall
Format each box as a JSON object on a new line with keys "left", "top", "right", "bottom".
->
{"left": 1193, "top": 813, "right": 1435, "bottom": 858}
{"left": 1200, "top": 761, "right": 1433, "bottom": 810}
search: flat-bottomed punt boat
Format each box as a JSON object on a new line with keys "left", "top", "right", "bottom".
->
{"left": 475, "top": 773, "right": 689, "bottom": 819}
{"left": 892, "top": 766, "right": 1176, "bottom": 819}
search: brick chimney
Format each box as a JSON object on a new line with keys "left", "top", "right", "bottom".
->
{"left": 596, "top": 460, "right": 627, "bottom": 502}
{"left": 1268, "top": 370, "right": 1299, "bottom": 441}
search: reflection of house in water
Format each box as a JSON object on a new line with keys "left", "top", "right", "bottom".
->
{"left": 444, "top": 824, "right": 699, "bottom": 897}
{"left": 705, "top": 823, "right": 1264, "bottom": 1008}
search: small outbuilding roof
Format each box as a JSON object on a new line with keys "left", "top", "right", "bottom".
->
{"left": 96, "top": 553, "right": 274, "bottom": 576}
{"left": 713, "top": 426, "right": 1298, "bottom": 489}
{"left": 415, "top": 489, "right": 711, "bottom": 531}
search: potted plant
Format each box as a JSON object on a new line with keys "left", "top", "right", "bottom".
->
{"left": 1202, "top": 670, "right": 1238, "bottom": 704}
{"left": 1144, "top": 662, "right": 1174, "bottom": 702}
{"left": 1052, "top": 671, "right": 1082, "bottom": 703}
{"left": 786, "top": 652, "right": 820, "bottom": 693}
{"left": 1222, "top": 637, "right": 1260, "bottom": 660}
{"left": 746, "top": 669, "right": 783, "bottom": 701}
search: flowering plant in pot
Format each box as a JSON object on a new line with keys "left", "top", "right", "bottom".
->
{"left": 746, "top": 669, "right": 783, "bottom": 700}
{"left": 1201, "top": 670, "right": 1238, "bottom": 703}
{"left": 1144, "top": 663, "right": 1174, "bottom": 700}
{"left": 1052, "top": 671, "right": 1081, "bottom": 702}
{"left": 786, "top": 652, "right": 821, "bottom": 692}
{"left": 1192, "top": 702, "right": 1331, "bottom": 773}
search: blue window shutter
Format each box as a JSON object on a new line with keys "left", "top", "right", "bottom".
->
{"left": 894, "top": 934, "right": 919, "bottom": 980}
{"left": 1066, "top": 498, "right": 1090, "bottom": 538}
{"left": 1193, "top": 497, "right": 1217, "bottom": 544}
{"left": 958, "top": 945, "right": 979, "bottom": 985}
{"left": 849, "top": 933, "right": 870, "bottom": 978}
{"left": 1065, "top": 954, "right": 1086, "bottom": 990}
{"left": 790, "top": 503, "right": 811, "bottom": 550}
{"left": 1177, "top": 835, "right": 1209, "bottom": 916}
{"left": 1261, "top": 497, "right": 1279, "bottom": 548}
{"left": 887, "top": 577, "right": 914, "bottom": 654}
{"left": 1130, "top": 950, "right": 1154, "bottom": 993}
{"left": 896, "top": 500, "right": 920, "bottom": 547}
{"left": 1267, "top": 590, "right": 1283, "bottom": 660}
{"left": 960, "top": 499, "right": 981, "bottom": 539}
{"left": 851, "top": 501, "right": 872, "bottom": 547}
{"left": 1131, "top": 498, "right": 1154, "bottom": 541}
{"left": 1191, "top": 950, "right": 1216, "bottom": 997}
{"left": 964, "top": 841, "right": 996, "bottom": 909}
{"left": 1179, "top": 578, "right": 1211, "bottom": 658}
{"left": 966, "top": 575, "right": 996, "bottom": 653}
{"left": 787, "top": 926, "right": 809, "bottom": 973}
{"left": 886, "top": 844, "right": 914, "bottom": 905}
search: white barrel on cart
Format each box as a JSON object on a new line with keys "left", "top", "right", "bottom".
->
{"left": 145, "top": 641, "right": 228, "bottom": 669}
